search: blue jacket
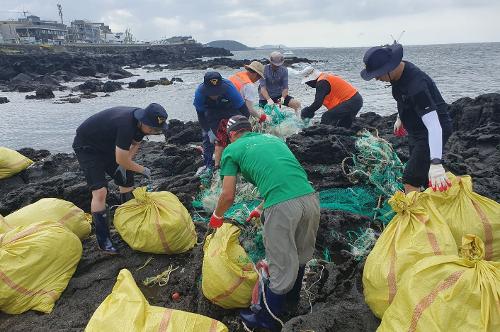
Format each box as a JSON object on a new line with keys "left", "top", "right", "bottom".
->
{"left": 193, "top": 79, "right": 247, "bottom": 131}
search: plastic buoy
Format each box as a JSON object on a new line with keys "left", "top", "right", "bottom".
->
{"left": 172, "top": 292, "right": 180, "bottom": 301}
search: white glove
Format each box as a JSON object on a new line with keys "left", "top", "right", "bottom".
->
{"left": 428, "top": 164, "right": 451, "bottom": 192}
{"left": 394, "top": 117, "right": 402, "bottom": 132}
{"left": 393, "top": 116, "right": 407, "bottom": 137}
{"left": 266, "top": 98, "right": 274, "bottom": 106}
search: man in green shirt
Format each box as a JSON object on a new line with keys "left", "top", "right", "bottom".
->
{"left": 209, "top": 115, "right": 320, "bottom": 330}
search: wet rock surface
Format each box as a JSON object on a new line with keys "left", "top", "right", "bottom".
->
{"left": 0, "top": 93, "right": 498, "bottom": 331}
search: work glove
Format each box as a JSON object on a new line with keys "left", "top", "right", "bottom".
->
{"left": 142, "top": 166, "right": 152, "bottom": 179}
{"left": 258, "top": 114, "right": 267, "bottom": 123}
{"left": 393, "top": 117, "right": 407, "bottom": 137}
{"left": 246, "top": 207, "right": 262, "bottom": 222}
{"left": 301, "top": 107, "right": 314, "bottom": 120}
{"left": 266, "top": 98, "right": 275, "bottom": 106}
{"left": 115, "top": 165, "right": 127, "bottom": 183}
{"left": 209, "top": 212, "right": 224, "bottom": 228}
{"left": 207, "top": 129, "right": 217, "bottom": 144}
{"left": 428, "top": 164, "right": 451, "bottom": 192}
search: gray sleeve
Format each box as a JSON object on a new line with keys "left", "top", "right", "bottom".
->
{"left": 281, "top": 67, "right": 288, "bottom": 90}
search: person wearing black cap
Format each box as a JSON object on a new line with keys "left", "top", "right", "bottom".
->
{"left": 209, "top": 115, "right": 320, "bottom": 331}
{"left": 72, "top": 103, "right": 168, "bottom": 253}
{"left": 193, "top": 71, "right": 249, "bottom": 173}
{"left": 361, "top": 42, "right": 453, "bottom": 193}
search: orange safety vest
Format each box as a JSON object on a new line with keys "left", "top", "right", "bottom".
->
{"left": 318, "top": 73, "right": 357, "bottom": 110}
{"left": 229, "top": 71, "right": 253, "bottom": 93}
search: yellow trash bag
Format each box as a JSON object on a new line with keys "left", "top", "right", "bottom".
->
{"left": 2, "top": 198, "right": 91, "bottom": 240}
{"left": 114, "top": 187, "right": 196, "bottom": 254}
{"left": 86, "top": 269, "right": 228, "bottom": 332}
{"left": 202, "top": 223, "right": 258, "bottom": 309}
{"left": 424, "top": 173, "right": 500, "bottom": 261}
{"left": 0, "top": 222, "right": 82, "bottom": 314}
{"left": 378, "top": 235, "right": 500, "bottom": 332}
{"left": 0, "top": 147, "right": 33, "bottom": 179}
{"left": 363, "top": 190, "right": 457, "bottom": 318}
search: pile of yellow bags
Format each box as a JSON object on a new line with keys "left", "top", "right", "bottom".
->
{"left": 85, "top": 269, "right": 228, "bottom": 332}
{"left": 114, "top": 187, "right": 197, "bottom": 254}
{"left": 0, "top": 147, "right": 33, "bottom": 179}
{"left": 379, "top": 235, "right": 500, "bottom": 332}
{"left": 1, "top": 198, "right": 91, "bottom": 240}
{"left": 202, "top": 223, "right": 258, "bottom": 309}
{"left": 425, "top": 173, "right": 500, "bottom": 261}
{"left": 363, "top": 190, "right": 457, "bottom": 318}
{"left": 0, "top": 222, "right": 82, "bottom": 314}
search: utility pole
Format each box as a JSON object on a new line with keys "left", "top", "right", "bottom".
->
{"left": 57, "top": 4, "right": 63, "bottom": 24}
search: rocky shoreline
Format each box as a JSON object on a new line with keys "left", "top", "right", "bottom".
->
{"left": 0, "top": 44, "right": 313, "bottom": 103}
{"left": 0, "top": 93, "right": 499, "bottom": 331}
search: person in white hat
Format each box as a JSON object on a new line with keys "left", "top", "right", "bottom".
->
{"left": 300, "top": 66, "right": 363, "bottom": 128}
{"left": 259, "top": 51, "right": 301, "bottom": 114}
{"left": 229, "top": 61, "right": 268, "bottom": 123}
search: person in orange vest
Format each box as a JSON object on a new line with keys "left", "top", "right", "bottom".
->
{"left": 229, "top": 61, "right": 268, "bottom": 123}
{"left": 299, "top": 66, "right": 363, "bottom": 128}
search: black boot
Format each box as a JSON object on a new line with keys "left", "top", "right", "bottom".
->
{"left": 240, "top": 284, "right": 285, "bottom": 331}
{"left": 92, "top": 211, "right": 118, "bottom": 254}
{"left": 119, "top": 191, "right": 134, "bottom": 204}
{"left": 285, "top": 265, "right": 305, "bottom": 313}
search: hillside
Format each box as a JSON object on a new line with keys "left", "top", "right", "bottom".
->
{"left": 205, "top": 40, "right": 253, "bottom": 51}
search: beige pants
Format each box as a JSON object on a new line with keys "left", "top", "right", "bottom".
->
{"left": 263, "top": 192, "right": 320, "bottom": 294}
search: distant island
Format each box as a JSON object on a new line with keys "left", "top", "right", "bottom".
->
{"left": 205, "top": 40, "right": 254, "bottom": 51}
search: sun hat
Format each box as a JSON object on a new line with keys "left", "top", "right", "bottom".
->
{"left": 134, "top": 103, "right": 168, "bottom": 129}
{"left": 269, "top": 51, "right": 285, "bottom": 66}
{"left": 226, "top": 115, "right": 252, "bottom": 134}
{"left": 360, "top": 42, "right": 403, "bottom": 81}
{"left": 300, "top": 66, "right": 322, "bottom": 84}
{"left": 244, "top": 61, "right": 265, "bottom": 78}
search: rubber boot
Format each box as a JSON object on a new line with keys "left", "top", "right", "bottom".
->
{"left": 240, "top": 284, "right": 285, "bottom": 331}
{"left": 120, "top": 191, "right": 134, "bottom": 204}
{"left": 285, "top": 265, "right": 305, "bottom": 313}
{"left": 92, "top": 211, "right": 118, "bottom": 254}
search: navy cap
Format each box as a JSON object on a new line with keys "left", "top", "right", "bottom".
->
{"left": 200, "top": 71, "right": 228, "bottom": 96}
{"left": 134, "top": 103, "right": 169, "bottom": 130}
{"left": 360, "top": 42, "right": 403, "bottom": 81}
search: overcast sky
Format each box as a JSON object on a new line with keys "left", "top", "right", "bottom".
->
{"left": 1, "top": 0, "right": 499, "bottom": 47}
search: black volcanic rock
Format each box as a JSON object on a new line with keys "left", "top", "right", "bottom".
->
{"left": 0, "top": 96, "right": 9, "bottom": 104}
{"left": 25, "top": 86, "right": 55, "bottom": 99}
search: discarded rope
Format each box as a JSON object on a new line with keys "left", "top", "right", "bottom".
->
{"left": 142, "top": 264, "right": 179, "bottom": 287}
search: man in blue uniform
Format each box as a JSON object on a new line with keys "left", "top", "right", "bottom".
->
{"left": 361, "top": 42, "right": 453, "bottom": 193}
{"left": 73, "top": 103, "right": 168, "bottom": 253}
{"left": 193, "top": 71, "right": 249, "bottom": 172}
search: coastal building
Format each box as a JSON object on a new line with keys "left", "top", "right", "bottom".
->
{"left": 156, "top": 36, "right": 196, "bottom": 45}
{"left": 0, "top": 15, "right": 67, "bottom": 44}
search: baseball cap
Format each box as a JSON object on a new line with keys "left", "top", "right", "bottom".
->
{"left": 226, "top": 115, "right": 252, "bottom": 134}
{"left": 134, "top": 103, "right": 169, "bottom": 130}
{"left": 200, "top": 71, "right": 228, "bottom": 96}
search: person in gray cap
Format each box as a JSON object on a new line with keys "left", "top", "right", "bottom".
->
{"left": 259, "top": 51, "right": 301, "bottom": 114}
{"left": 361, "top": 42, "right": 453, "bottom": 193}
{"left": 72, "top": 103, "right": 168, "bottom": 254}
{"left": 209, "top": 115, "right": 319, "bottom": 331}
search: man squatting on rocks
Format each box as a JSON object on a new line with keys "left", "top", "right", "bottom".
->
{"left": 72, "top": 104, "right": 168, "bottom": 253}
{"left": 193, "top": 71, "right": 250, "bottom": 172}
{"left": 361, "top": 42, "right": 453, "bottom": 193}
{"left": 259, "top": 51, "right": 301, "bottom": 115}
{"left": 299, "top": 66, "right": 363, "bottom": 128}
{"left": 209, "top": 115, "right": 320, "bottom": 331}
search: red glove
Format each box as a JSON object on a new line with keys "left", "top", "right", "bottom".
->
{"left": 209, "top": 212, "right": 224, "bottom": 228}
{"left": 246, "top": 208, "right": 262, "bottom": 222}
{"left": 259, "top": 114, "right": 267, "bottom": 123}
{"left": 394, "top": 126, "right": 408, "bottom": 137}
